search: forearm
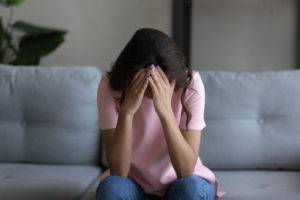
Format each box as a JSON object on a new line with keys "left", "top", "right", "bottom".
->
{"left": 109, "top": 109, "right": 134, "bottom": 177}
{"left": 159, "top": 109, "right": 198, "bottom": 178}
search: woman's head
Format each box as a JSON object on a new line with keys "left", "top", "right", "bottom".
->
{"left": 105, "top": 28, "right": 197, "bottom": 128}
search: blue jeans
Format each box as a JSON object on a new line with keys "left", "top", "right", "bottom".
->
{"left": 96, "top": 175, "right": 216, "bottom": 200}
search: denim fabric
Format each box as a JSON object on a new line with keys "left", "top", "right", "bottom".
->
{"left": 164, "top": 175, "right": 216, "bottom": 200}
{"left": 96, "top": 175, "right": 216, "bottom": 200}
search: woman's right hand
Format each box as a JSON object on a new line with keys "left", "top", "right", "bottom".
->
{"left": 120, "top": 68, "right": 150, "bottom": 116}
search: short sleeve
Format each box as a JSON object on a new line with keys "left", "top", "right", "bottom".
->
{"left": 179, "top": 71, "right": 206, "bottom": 131}
{"left": 97, "top": 74, "right": 120, "bottom": 130}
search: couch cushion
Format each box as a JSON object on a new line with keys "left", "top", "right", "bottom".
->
{"left": 0, "top": 65, "right": 102, "bottom": 165}
{"left": 80, "top": 170, "right": 300, "bottom": 200}
{"left": 214, "top": 170, "right": 300, "bottom": 200}
{"left": 80, "top": 176, "right": 101, "bottom": 200}
{"left": 0, "top": 163, "right": 102, "bottom": 200}
{"left": 200, "top": 70, "right": 300, "bottom": 170}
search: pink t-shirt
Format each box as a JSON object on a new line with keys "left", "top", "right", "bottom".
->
{"left": 96, "top": 70, "right": 226, "bottom": 198}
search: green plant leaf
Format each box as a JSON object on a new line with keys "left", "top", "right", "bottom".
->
{"left": 7, "top": 21, "right": 67, "bottom": 65}
{"left": 9, "top": 21, "right": 68, "bottom": 65}
{"left": 9, "top": 54, "right": 40, "bottom": 65}
{"left": 10, "top": 32, "right": 66, "bottom": 65}
{"left": 12, "top": 21, "right": 67, "bottom": 36}
{"left": 1, "top": 28, "right": 18, "bottom": 64}
{"left": 0, "top": 0, "right": 25, "bottom": 7}
{"left": 19, "top": 32, "right": 66, "bottom": 56}
{"left": 4, "top": 30, "right": 17, "bottom": 54}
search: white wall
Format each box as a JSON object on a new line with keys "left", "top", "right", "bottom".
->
{"left": 191, "top": 0, "right": 298, "bottom": 70}
{"left": 0, "top": 0, "right": 172, "bottom": 72}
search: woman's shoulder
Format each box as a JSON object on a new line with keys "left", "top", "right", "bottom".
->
{"left": 99, "top": 73, "right": 110, "bottom": 91}
{"left": 187, "top": 70, "right": 203, "bottom": 88}
{"left": 100, "top": 73, "right": 109, "bottom": 83}
{"left": 99, "top": 73, "right": 121, "bottom": 97}
{"left": 191, "top": 69, "right": 201, "bottom": 79}
{"left": 182, "top": 70, "right": 205, "bottom": 99}
{"left": 185, "top": 69, "right": 201, "bottom": 81}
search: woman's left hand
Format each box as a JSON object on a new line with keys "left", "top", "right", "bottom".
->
{"left": 148, "top": 65, "right": 176, "bottom": 117}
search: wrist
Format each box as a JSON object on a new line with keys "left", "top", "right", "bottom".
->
{"left": 119, "top": 107, "right": 135, "bottom": 118}
{"left": 158, "top": 106, "right": 173, "bottom": 119}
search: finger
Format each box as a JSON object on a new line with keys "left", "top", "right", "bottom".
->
{"left": 150, "top": 67, "right": 163, "bottom": 92}
{"left": 131, "top": 70, "right": 147, "bottom": 91}
{"left": 156, "top": 66, "right": 169, "bottom": 85}
{"left": 148, "top": 76, "right": 158, "bottom": 96}
{"left": 154, "top": 66, "right": 167, "bottom": 86}
{"left": 171, "top": 79, "right": 176, "bottom": 91}
{"left": 129, "top": 69, "right": 145, "bottom": 88}
{"left": 137, "top": 75, "right": 149, "bottom": 94}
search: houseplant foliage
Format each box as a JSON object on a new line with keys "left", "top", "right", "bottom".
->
{"left": 0, "top": 0, "right": 68, "bottom": 65}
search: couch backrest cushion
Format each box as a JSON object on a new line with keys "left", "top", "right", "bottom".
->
{"left": 0, "top": 65, "right": 102, "bottom": 165}
{"left": 199, "top": 69, "right": 300, "bottom": 170}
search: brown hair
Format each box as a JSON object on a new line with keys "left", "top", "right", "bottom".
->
{"left": 104, "top": 28, "right": 197, "bottom": 129}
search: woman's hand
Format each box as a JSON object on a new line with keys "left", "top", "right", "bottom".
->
{"left": 120, "top": 68, "right": 149, "bottom": 116}
{"left": 148, "top": 65, "right": 176, "bottom": 117}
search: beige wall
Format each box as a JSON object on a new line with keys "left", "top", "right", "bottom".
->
{"left": 191, "top": 0, "right": 297, "bottom": 70}
{"left": 1, "top": 0, "right": 298, "bottom": 71}
{"left": 0, "top": 0, "right": 172, "bottom": 72}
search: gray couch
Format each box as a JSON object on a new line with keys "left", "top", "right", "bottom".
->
{"left": 0, "top": 64, "right": 299, "bottom": 200}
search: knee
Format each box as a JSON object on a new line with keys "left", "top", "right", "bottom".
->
{"left": 166, "top": 175, "right": 216, "bottom": 200}
{"left": 96, "top": 175, "right": 139, "bottom": 200}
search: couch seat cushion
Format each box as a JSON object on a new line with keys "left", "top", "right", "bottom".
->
{"left": 0, "top": 163, "right": 101, "bottom": 200}
{"left": 214, "top": 170, "right": 300, "bottom": 200}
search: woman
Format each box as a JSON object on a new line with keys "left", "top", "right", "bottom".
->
{"left": 96, "top": 28, "right": 226, "bottom": 200}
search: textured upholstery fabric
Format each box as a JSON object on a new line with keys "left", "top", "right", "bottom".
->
{"left": 0, "top": 163, "right": 101, "bottom": 200}
{"left": 82, "top": 170, "right": 300, "bottom": 200}
{"left": 0, "top": 64, "right": 102, "bottom": 165}
{"left": 199, "top": 70, "right": 300, "bottom": 170}
{"left": 213, "top": 170, "right": 300, "bottom": 200}
{"left": 80, "top": 176, "right": 101, "bottom": 200}
{"left": 1, "top": 65, "right": 300, "bottom": 200}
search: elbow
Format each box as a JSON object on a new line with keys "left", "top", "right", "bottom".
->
{"left": 177, "top": 169, "right": 194, "bottom": 178}
{"left": 177, "top": 165, "right": 196, "bottom": 178}
{"left": 177, "top": 157, "right": 198, "bottom": 178}
{"left": 109, "top": 159, "right": 130, "bottom": 177}
{"left": 110, "top": 168, "right": 129, "bottom": 177}
{"left": 107, "top": 154, "right": 131, "bottom": 177}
